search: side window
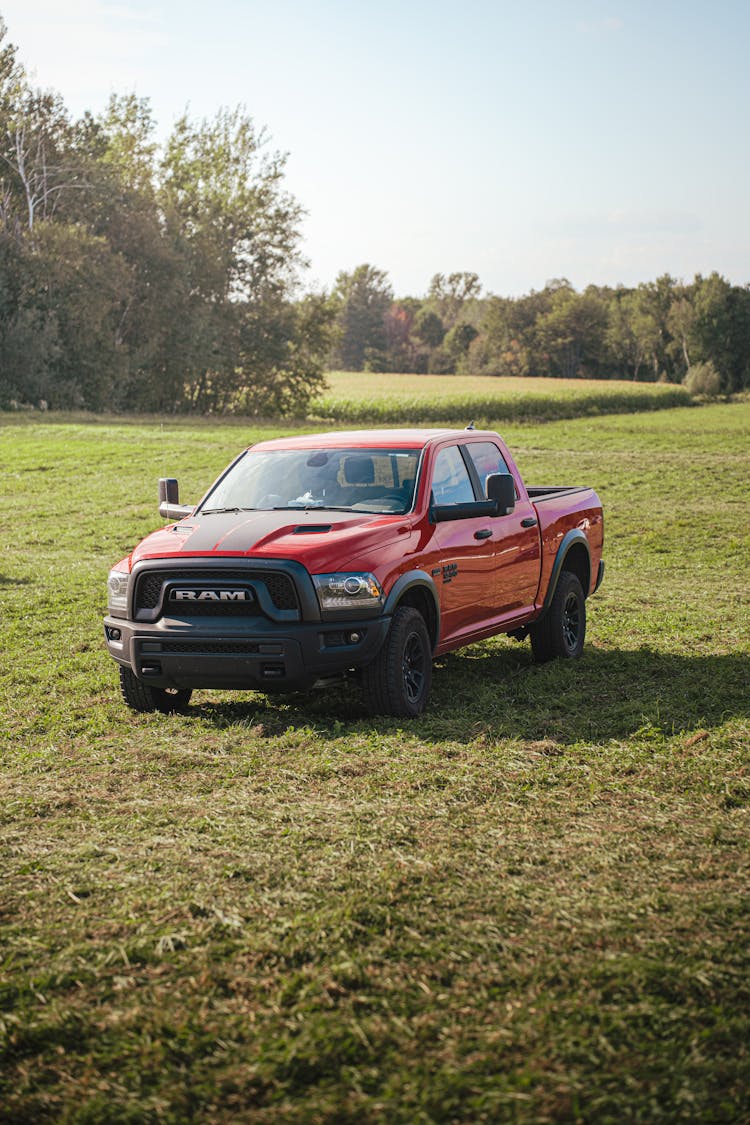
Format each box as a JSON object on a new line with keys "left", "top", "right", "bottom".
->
{"left": 431, "top": 446, "right": 476, "bottom": 505}
{"left": 466, "top": 441, "right": 514, "bottom": 498}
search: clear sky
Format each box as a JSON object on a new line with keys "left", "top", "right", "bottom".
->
{"left": 2, "top": 0, "right": 749, "bottom": 298}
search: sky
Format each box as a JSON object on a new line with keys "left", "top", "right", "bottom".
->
{"left": 1, "top": 0, "right": 749, "bottom": 298}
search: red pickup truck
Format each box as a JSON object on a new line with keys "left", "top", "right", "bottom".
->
{"left": 104, "top": 428, "right": 604, "bottom": 717}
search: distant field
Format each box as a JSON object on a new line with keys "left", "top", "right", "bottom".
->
{"left": 1, "top": 403, "right": 748, "bottom": 1123}
{"left": 313, "top": 371, "right": 692, "bottom": 424}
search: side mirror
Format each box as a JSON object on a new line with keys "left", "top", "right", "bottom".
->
{"left": 159, "top": 477, "right": 193, "bottom": 521}
{"left": 486, "top": 473, "right": 515, "bottom": 515}
{"left": 432, "top": 499, "right": 498, "bottom": 523}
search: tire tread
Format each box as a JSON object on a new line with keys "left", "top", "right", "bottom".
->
{"left": 362, "top": 606, "right": 431, "bottom": 717}
{"left": 119, "top": 666, "right": 192, "bottom": 713}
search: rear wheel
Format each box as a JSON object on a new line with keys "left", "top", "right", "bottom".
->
{"left": 362, "top": 606, "right": 432, "bottom": 717}
{"left": 530, "top": 570, "right": 586, "bottom": 662}
{"left": 119, "top": 666, "right": 192, "bottom": 714}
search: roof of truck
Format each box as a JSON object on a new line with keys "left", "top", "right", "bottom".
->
{"left": 249, "top": 428, "right": 499, "bottom": 451}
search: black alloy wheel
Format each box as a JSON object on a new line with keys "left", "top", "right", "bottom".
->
{"left": 561, "top": 587, "right": 582, "bottom": 652}
{"left": 402, "top": 627, "right": 428, "bottom": 706}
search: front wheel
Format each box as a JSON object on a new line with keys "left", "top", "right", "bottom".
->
{"left": 362, "top": 606, "right": 432, "bottom": 717}
{"left": 119, "top": 666, "right": 192, "bottom": 714}
{"left": 530, "top": 570, "right": 586, "bottom": 662}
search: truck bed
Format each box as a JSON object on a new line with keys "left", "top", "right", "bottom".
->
{"left": 528, "top": 486, "right": 604, "bottom": 600}
{"left": 526, "top": 486, "right": 591, "bottom": 501}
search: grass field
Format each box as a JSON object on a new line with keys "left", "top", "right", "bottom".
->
{"left": 312, "top": 372, "right": 692, "bottom": 425}
{"left": 1, "top": 400, "right": 749, "bottom": 1123}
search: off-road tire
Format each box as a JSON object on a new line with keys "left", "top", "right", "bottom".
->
{"left": 362, "top": 606, "right": 432, "bottom": 717}
{"left": 530, "top": 569, "right": 586, "bottom": 663}
{"left": 119, "top": 666, "right": 192, "bottom": 714}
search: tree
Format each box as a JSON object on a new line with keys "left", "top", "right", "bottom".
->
{"left": 234, "top": 290, "right": 333, "bottom": 415}
{"left": 666, "top": 291, "right": 696, "bottom": 378}
{"left": 535, "top": 285, "right": 609, "bottom": 378}
{"left": 606, "top": 287, "right": 661, "bottom": 380}
{"left": 635, "top": 274, "right": 680, "bottom": 381}
{"left": 0, "top": 232, "right": 59, "bottom": 406}
{"left": 0, "top": 74, "right": 77, "bottom": 242}
{"left": 329, "top": 264, "right": 392, "bottom": 371}
{"left": 156, "top": 106, "right": 325, "bottom": 411}
{"left": 22, "top": 221, "right": 132, "bottom": 408}
{"left": 75, "top": 97, "right": 185, "bottom": 409}
{"left": 384, "top": 302, "right": 416, "bottom": 373}
{"left": 689, "top": 272, "right": 750, "bottom": 393}
{"left": 426, "top": 271, "right": 481, "bottom": 328}
{"left": 444, "top": 322, "right": 478, "bottom": 369}
{"left": 413, "top": 308, "right": 445, "bottom": 348}
{"left": 722, "top": 285, "right": 750, "bottom": 392}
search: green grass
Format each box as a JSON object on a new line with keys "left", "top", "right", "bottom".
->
{"left": 1, "top": 403, "right": 749, "bottom": 1123}
{"left": 312, "top": 372, "right": 693, "bottom": 425}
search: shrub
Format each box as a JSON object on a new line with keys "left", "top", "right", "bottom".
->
{"left": 684, "top": 361, "right": 722, "bottom": 397}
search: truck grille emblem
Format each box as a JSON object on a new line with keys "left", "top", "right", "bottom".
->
{"left": 169, "top": 589, "right": 251, "bottom": 602}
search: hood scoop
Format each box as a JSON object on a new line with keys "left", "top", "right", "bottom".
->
{"left": 293, "top": 524, "right": 332, "bottom": 534}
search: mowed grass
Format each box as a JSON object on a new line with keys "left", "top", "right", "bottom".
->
{"left": 313, "top": 372, "right": 692, "bottom": 425}
{"left": 0, "top": 402, "right": 749, "bottom": 1123}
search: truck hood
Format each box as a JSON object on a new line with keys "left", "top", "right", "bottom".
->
{"left": 130, "top": 509, "right": 411, "bottom": 573}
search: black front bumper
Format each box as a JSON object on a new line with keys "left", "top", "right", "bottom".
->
{"left": 104, "top": 612, "right": 391, "bottom": 692}
{"left": 105, "top": 555, "right": 391, "bottom": 693}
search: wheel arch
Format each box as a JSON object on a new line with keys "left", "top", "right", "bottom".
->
{"left": 384, "top": 571, "right": 440, "bottom": 651}
{"left": 541, "top": 530, "right": 591, "bottom": 614}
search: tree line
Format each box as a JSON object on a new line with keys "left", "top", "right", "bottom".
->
{"left": 329, "top": 266, "right": 750, "bottom": 395}
{"left": 1, "top": 18, "right": 748, "bottom": 415}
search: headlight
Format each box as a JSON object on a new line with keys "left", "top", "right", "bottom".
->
{"left": 107, "top": 568, "right": 130, "bottom": 615}
{"left": 313, "top": 572, "right": 384, "bottom": 615}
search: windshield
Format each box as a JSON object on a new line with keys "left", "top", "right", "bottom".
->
{"left": 200, "top": 447, "right": 421, "bottom": 514}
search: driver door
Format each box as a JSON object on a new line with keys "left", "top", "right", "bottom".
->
{"left": 430, "top": 444, "right": 498, "bottom": 645}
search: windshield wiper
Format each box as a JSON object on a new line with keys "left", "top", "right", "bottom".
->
{"left": 199, "top": 506, "right": 257, "bottom": 515}
{"left": 273, "top": 504, "right": 356, "bottom": 512}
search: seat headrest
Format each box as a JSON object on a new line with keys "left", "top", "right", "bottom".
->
{"left": 343, "top": 456, "right": 375, "bottom": 484}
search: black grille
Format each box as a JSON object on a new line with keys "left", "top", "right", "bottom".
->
{"left": 158, "top": 641, "right": 262, "bottom": 655}
{"left": 166, "top": 599, "right": 257, "bottom": 618}
{"left": 134, "top": 568, "right": 298, "bottom": 614}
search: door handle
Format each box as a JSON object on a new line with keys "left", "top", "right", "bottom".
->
{"left": 474, "top": 528, "right": 492, "bottom": 540}
{"left": 521, "top": 517, "right": 538, "bottom": 528}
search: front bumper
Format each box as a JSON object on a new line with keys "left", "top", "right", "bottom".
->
{"left": 103, "top": 612, "right": 391, "bottom": 692}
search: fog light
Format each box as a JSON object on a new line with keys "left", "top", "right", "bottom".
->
{"left": 107, "top": 626, "right": 122, "bottom": 641}
{"left": 261, "top": 663, "right": 285, "bottom": 679}
{"left": 347, "top": 631, "right": 362, "bottom": 644}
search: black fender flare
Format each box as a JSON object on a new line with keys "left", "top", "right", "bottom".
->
{"left": 384, "top": 570, "right": 441, "bottom": 650}
{"left": 540, "top": 529, "right": 591, "bottom": 615}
